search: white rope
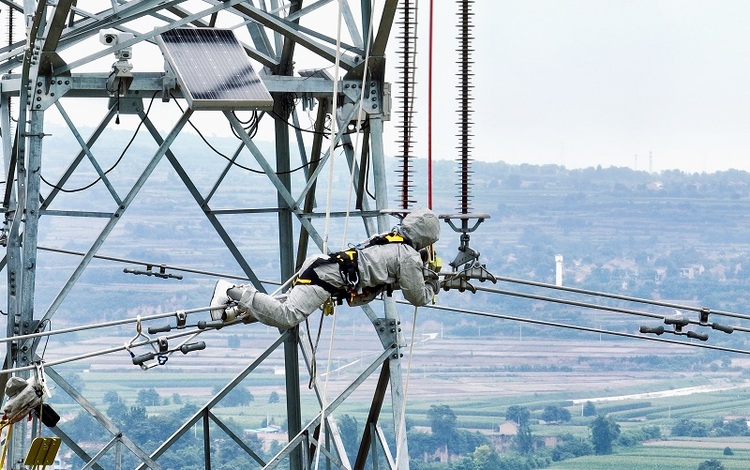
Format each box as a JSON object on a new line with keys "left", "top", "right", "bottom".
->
{"left": 395, "top": 305, "right": 419, "bottom": 465}
{"left": 340, "top": 9, "right": 376, "bottom": 247}
{"left": 314, "top": 1, "right": 347, "bottom": 467}
{"left": 315, "top": 0, "right": 381, "bottom": 465}
{"left": 321, "top": 0, "right": 344, "bottom": 256}
{"left": 394, "top": 1, "right": 421, "bottom": 462}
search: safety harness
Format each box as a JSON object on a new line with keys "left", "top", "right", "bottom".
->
{"left": 293, "top": 231, "right": 410, "bottom": 306}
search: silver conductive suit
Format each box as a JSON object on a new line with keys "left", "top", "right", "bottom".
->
{"left": 210, "top": 208, "right": 441, "bottom": 329}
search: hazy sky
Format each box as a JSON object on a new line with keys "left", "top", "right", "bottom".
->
{"left": 407, "top": 0, "right": 750, "bottom": 173}
{"left": 19, "top": 1, "right": 750, "bottom": 174}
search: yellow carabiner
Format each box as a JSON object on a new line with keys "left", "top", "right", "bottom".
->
{"left": 322, "top": 297, "right": 335, "bottom": 316}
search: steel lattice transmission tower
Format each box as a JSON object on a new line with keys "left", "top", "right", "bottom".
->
{"left": 0, "top": 0, "right": 415, "bottom": 468}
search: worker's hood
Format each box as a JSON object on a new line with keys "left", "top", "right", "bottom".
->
{"left": 399, "top": 208, "right": 440, "bottom": 250}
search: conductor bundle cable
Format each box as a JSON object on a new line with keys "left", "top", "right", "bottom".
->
{"left": 4, "top": 270, "right": 750, "bottom": 375}
{"left": 431, "top": 273, "right": 744, "bottom": 349}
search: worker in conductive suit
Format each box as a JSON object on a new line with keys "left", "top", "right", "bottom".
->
{"left": 209, "top": 208, "right": 441, "bottom": 329}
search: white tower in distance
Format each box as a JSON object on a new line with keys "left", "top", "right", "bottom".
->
{"left": 555, "top": 254, "right": 563, "bottom": 286}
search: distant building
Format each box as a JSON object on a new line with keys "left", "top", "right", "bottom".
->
{"left": 246, "top": 424, "right": 281, "bottom": 434}
{"left": 679, "top": 264, "right": 705, "bottom": 279}
{"left": 498, "top": 420, "right": 519, "bottom": 436}
{"left": 490, "top": 420, "right": 559, "bottom": 452}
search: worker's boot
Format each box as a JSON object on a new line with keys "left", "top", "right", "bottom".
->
{"left": 224, "top": 285, "right": 258, "bottom": 322}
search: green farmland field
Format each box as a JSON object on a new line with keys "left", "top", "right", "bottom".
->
{"left": 549, "top": 444, "right": 750, "bottom": 470}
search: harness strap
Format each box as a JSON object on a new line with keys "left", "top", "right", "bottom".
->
{"left": 293, "top": 258, "right": 340, "bottom": 295}
{"left": 293, "top": 231, "right": 410, "bottom": 299}
{"left": 332, "top": 249, "right": 359, "bottom": 289}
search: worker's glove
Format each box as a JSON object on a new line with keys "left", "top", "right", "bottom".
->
{"left": 419, "top": 248, "right": 430, "bottom": 264}
{"left": 423, "top": 268, "right": 440, "bottom": 295}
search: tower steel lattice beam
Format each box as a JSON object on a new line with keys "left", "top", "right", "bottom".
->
{"left": 0, "top": 0, "right": 412, "bottom": 468}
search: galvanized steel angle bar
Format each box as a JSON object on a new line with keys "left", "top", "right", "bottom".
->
{"left": 51, "top": 426, "right": 104, "bottom": 470}
{"left": 207, "top": 410, "right": 266, "bottom": 466}
{"left": 374, "top": 424, "right": 397, "bottom": 469}
{"left": 245, "top": 19, "right": 276, "bottom": 64}
{"left": 57, "top": 0, "right": 232, "bottom": 75}
{"left": 262, "top": 76, "right": 362, "bottom": 100}
{"left": 0, "top": 36, "right": 24, "bottom": 59}
{"left": 364, "top": 117, "right": 389, "bottom": 229}
{"left": 292, "top": 21, "right": 364, "bottom": 63}
{"left": 136, "top": 110, "right": 265, "bottom": 287}
{"left": 268, "top": 0, "right": 284, "bottom": 58}
{"left": 224, "top": 110, "right": 325, "bottom": 248}
{"left": 291, "top": 100, "right": 361, "bottom": 214}
{"left": 7, "top": 0, "right": 46, "bottom": 214}
{"left": 141, "top": 331, "right": 290, "bottom": 468}
{"left": 323, "top": 416, "right": 353, "bottom": 468}
{"left": 263, "top": 346, "right": 393, "bottom": 469}
{"left": 353, "top": 361, "right": 390, "bottom": 470}
{"left": 40, "top": 0, "right": 75, "bottom": 54}
{"left": 44, "top": 365, "right": 162, "bottom": 469}
{"left": 57, "top": 73, "right": 164, "bottom": 97}
{"left": 296, "top": 337, "right": 351, "bottom": 468}
{"left": 370, "top": 0, "right": 398, "bottom": 56}
{"left": 223, "top": 1, "right": 360, "bottom": 69}
{"left": 304, "top": 430, "right": 348, "bottom": 469}
{"left": 203, "top": 139, "right": 246, "bottom": 205}
{"left": 156, "top": 5, "right": 280, "bottom": 68}
{"left": 0, "top": 88, "right": 15, "bottom": 209}
{"left": 47, "top": 4, "right": 154, "bottom": 48}
{"left": 63, "top": 0, "right": 189, "bottom": 38}
{"left": 52, "top": 100, "right": 123, "bottom": 204}
{"left": 80, "top": 435, "right": 123, "bottom": 470}
{"left": 39, "top": 104, "right": 118, "bottom": 210}
{"left": 285, "top": 0, "right": 332, "bottom": 23}
{"left": 291, "top": 109, "right": 310, "bottom": 177}
{"left": 18, "top": 110, "right": 44, "bottom": 353}
{"left": 340, "top": 131, "right": 376, "bottom": 217}
{"left": 51, "top": 415, "right": 116, "bottom": 466}
{"left": 0, "top": 0, "right": 23, "bottom": 13}
{"left": 38, "top": 109, "right": 193, "bottom": 325}
{"left": 340, "top": 0, "right": 364, "bottom": 50}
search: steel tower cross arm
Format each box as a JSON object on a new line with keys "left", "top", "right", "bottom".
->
{"left": 35, "top": 0, "right": 75, "bottom": 77}
{"left": 0, "top": 0, "right": 22, "bottom": 13}
{"left": 370, "top": 0, "right": 399, "bottom": 56}
{"left": 227, "top": 2, "right": 359, "bottom": 70}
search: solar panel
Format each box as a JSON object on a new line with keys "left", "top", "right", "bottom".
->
{"left": 157, "top": 28, "right": 273, "bottom": 110}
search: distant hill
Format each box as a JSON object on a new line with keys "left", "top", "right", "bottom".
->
{"left": 31, "top": 124, "right": 750, "bottom": 343}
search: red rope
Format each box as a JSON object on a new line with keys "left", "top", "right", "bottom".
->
{"left": 428, "top": 0, "right": 434, "bottom": 209}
